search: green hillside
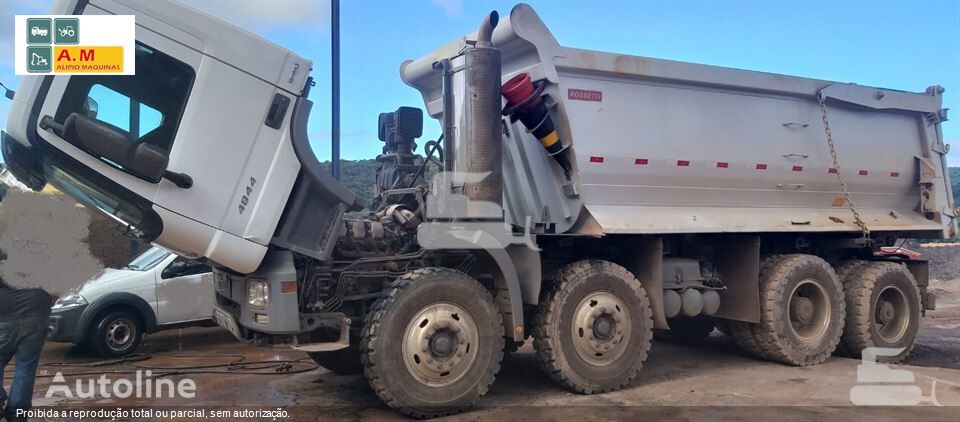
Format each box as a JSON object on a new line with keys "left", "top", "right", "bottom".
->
{"left": 951, "top": 167, "right": 960, "bottom": 203}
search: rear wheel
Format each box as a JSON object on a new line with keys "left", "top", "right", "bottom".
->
{"left": 731, "top": 254, "right": 844, "bottom": 366}
{"left": 839, "top": 261, "right": 920, "bottom": 363}
{"left": 532, "top": 260, "right": 653, "bottom": 394}
{"left": 360, "top": 268, "right": 503, "bottom": 418}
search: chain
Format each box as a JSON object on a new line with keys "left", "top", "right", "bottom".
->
{"left": 817, "top": 92, "right": 870, "bottom": 239}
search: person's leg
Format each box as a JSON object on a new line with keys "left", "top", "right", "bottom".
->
{"left": 7, "top": 317, "right": 47, "bottom": 419}
{"left": 0, "top": 320, "right": 20, "bottom": 419}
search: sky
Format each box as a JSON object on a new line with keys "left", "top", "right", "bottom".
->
{"left": 1, "top": 0, "right": 958, "bottom": 165}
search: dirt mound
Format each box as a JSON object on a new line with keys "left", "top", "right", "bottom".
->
{"left": 902, "top": 239, "right": 960, "bottom": 280}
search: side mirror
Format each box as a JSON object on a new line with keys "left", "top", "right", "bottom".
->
{"left": 59, "top": 112, "right": 168, "bottom": 182}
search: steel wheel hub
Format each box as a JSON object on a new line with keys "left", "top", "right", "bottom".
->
{"left": 106, "top": 319, "right": 134, "bottom": 351}
{"left": 874, "top": 286, "right": 910, "bottom": 343}
{"left": 788, "top": 279, "right": 830, "bottom": 341}
{"left": 571, "top": 291, "right": 632, "bottom": 366}
{"left": 401, "top": 302, "right": 480, "bottom": 387}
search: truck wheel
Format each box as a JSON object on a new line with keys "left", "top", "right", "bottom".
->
{"left": 308, "top": 344, "right": 362, "bottom": 375}
{"left": 656, "top": 316, "right": 716, "bottom": 344}
{"left": 90, "top": 310, "right": 143, "bottom": 358}
{"left": 360, "top": 268, "right": 503, "bottom": 418}
{"left": 532, "top": 260, "right": 653, "bottom": 394}
{"left": 732, "top": 254, "right": 844, "bottom": 366}
{"left": 839, "top": 262, "right": 920, "bottom": 363}
{"left": 833, "top": 259, "right": 868, "bottom": 356}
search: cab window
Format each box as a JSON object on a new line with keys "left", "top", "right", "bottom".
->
{"left": 161, "top": 256, "right": 211, "bottom": 279}
{"left": 55, "top": 43, "right": 194, "bottom": 153}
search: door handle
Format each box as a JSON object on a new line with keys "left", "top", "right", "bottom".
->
{"left": 163, "top": 170, "right": 193, "bottom": 189}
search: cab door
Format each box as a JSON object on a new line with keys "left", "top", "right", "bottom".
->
{"left": 32, "top": 4, "right": 201, "bottom": 230}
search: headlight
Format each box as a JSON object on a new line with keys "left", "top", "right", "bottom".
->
{"left": 247, "top": 279, "right": 270, "bottom": 310}
{"left": 52, "top": 294, "right": 87, "bottom": 310}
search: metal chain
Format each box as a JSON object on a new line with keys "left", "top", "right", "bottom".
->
{"left": 817, "top": 92, "right": 870, "bottom": 239}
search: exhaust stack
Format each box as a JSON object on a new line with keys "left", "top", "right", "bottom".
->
{"left": 461, "top": 11, "right": 503, "bottom": 211}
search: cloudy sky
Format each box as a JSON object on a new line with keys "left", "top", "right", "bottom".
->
{"left": 0, "top": 0, "right": 958, "bottom": 165}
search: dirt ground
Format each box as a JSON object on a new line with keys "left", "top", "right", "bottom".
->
{"left": 13, "top": 276, "right": 956, "bottom": 421}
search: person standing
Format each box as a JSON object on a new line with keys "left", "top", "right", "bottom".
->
{"left": 0, "top": 248, "right": 55, "bottom": 422}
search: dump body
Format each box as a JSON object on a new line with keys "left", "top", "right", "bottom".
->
{"left": 403, "top": 4, "right": 956, "bottom": 239}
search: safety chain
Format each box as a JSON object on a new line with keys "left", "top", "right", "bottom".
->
{"left": 817, "top": 92, "right": 870, "bottom": 239}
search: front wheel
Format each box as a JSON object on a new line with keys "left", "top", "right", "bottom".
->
{"left": 532, "top": 260, "right": 653, "bottom": 394}
{"left": 89, "top": 311, "right": 143, "bottom": 358}
{"left": 361, "top": 268, "right": 503, "bottom": 418}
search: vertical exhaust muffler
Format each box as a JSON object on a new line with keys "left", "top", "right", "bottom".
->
{"left": 461, "top": 12, "right": 503, "bottom": 212}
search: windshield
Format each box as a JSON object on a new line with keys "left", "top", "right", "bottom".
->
{"left": 124, "top": 246, "right": 169, "bottom": 271}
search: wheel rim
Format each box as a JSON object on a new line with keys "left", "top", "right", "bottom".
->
{"left": 571, "top": 290, "right": 632, "bottom": 366}
{"left": 787, "top": 279, "right": 830, "bottom": 341}
{"left": 106, "top": 318, "right": 135, "bottom": 351}
{"left": 874, "top": 286, "right": 910, "bottom": 343}
{"left": 401, "top": 302, "right": 480, "bottom": 387}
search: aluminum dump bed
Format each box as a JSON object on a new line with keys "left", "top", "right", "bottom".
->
{"left": 402, "top": 4, "right": 956, "bottom": 239}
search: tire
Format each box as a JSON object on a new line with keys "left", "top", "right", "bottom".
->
{"left": 656, "top": 316, "right": 716, "bottom": 344}
{"left": 360, "top": 268, "right": 503, "bottom": 418}
{"left": 89, "top": 310, "right": 143, "bottom": 358}
{"left": 731, "top": 254, "right": 844, "bottom": 366}
{"left": 308, "top": 344, "right": 363, "bottom": 375}
{"left": 532, "top": 260, "right": 653, "bottom": 394}
{"left": 833, "top": 259, "right": 869, "bottom": 356}
{"left": 839, "top": 261, "right": 921, "bottom": 363}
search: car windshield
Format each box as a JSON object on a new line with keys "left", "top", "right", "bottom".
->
{"left": 124, "top": 247, "right": 169, "bottom": 271}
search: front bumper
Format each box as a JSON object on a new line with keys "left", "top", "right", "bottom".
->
{"left": 47, "top": 304, "right": 88, "bottom": 343}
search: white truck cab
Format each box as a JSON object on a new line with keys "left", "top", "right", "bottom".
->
{"left": 3, "top": 0, "right": 351, "bottom": 275}
{"left": 48, "top": 245, "right": 213, "bottom": 357}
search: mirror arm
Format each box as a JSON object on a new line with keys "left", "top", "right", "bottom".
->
{"left": 162, "top": 170, "right": 193, "bottom": 189}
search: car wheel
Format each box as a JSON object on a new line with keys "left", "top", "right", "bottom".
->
{"left": 90, "top": 310, "right": 143, "bottom": 358}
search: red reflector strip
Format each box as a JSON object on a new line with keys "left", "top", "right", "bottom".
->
{"left": 792, "top": 165, "right": 803, "bottom": 172}
{"left": 677, "top": 160, "right": 690, "bottom": 167}
{"left": 717, "top": 162, "right": 729, "bottom": 168}
{"left": 890, "top": 171, "right": 899, "bottom": 177}
{"left": 635, "top": 158, "right": 648, "bottom": 165}
{"left": 756, "top": 163, "right": 767, "bottom": 170}
{"left": 281, "top": 281, "right": 297, "bottom": 294}
{"left": 828, "top": 168, "right": 838, "bottom": 174}
{"left": 589, "top": 156, "right": 604, "bottom": 163}
{"left": 858, "top": 170, "right": 869, "bottom": 176}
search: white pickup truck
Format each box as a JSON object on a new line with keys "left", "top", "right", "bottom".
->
{"left": 47, "top": 246, "right": 214, "bottom": 357}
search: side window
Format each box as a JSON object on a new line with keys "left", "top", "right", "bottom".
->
{"left": 86, "top": 84, "right": 163, "bottom": 138}
{"left": 161, "top": 256, "right": 212, "bottom": 279}
{"left": 55, "top": 43, "right": 194, "bottom": 153}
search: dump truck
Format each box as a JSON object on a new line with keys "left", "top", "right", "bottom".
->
{"left": 2, "top": 0, "right": 955, "bottom": 417}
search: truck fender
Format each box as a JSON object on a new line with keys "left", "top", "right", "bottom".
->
{"left": 481, "top": 247, "right": 532, "bottom": 342}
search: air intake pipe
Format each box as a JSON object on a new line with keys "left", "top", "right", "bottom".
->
{"left": 461, "top": 11, "right": 503, "bottom": 210}
{"left": 501, "top": 73, "right": 572, "bottom": 178}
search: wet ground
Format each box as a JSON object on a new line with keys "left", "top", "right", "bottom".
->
{"left": 13, "top": 281, "right": 960, "bottom": 420}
